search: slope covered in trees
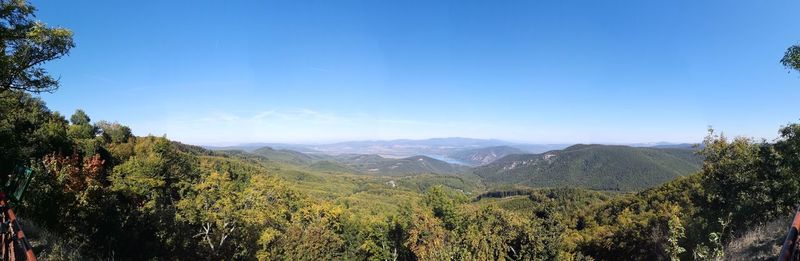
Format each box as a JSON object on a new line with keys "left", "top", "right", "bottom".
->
{"left": 2, "top": 99, "right": 559, "bottom": 259}
{"left": 447, "top": 145, "right": 527, "bottom": 166}
{"left": 250, "top": 146, "right": 323, "bottom": 165}
{"left": 473, "top": 144, "right": 703, "bottom": 191}
{"left": 0, "top": 84, "right": 786, "bottom": 260}
{"left": 15, "top": 99, "right": 795, "bottom": 260}
{"left": 239, "top": 147, "right": 471, "bottom": 176}
{"left": 330, "top": 154, "right": 469, "bottom": 176}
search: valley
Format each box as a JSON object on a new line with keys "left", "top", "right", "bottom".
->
{"left": 206, "top": 140, "right": 703, "bottom": 192}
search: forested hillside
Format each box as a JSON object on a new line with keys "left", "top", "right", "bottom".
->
{"left": 447, "top": 145, "right": 527, "bottom": 166}
{"left": 473, "top": 144, "right": 703, "bottom": 191}
{"left": 331, "top": 154, "right": 469, "bottom": 176}
{"left": 240, "top": 147, "right": 470, "bottom": 176}
{"left": 9, "top": 88, "right": 797, "bottom": 260}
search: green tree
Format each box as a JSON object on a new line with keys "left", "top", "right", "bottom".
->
{"left": 30, "top": 152, "right": 120, "bottom": 255}
{"left": 698, "top": 128, "right": 794, "bottom": 232}
{"left": 666, "top": 211, "right": 686, "bottom": 261}
{"left": 774, "top": 123, "right": 800, "bottom": 203}
{"left": 782, "top": 44, "right": 800, "bottom": 73}
{"left": 95, "top": 120, "right": 132, "bottom": 143}
{"left": 424, "top": 185, "right": 461, "bottom": 230}
{"left": 177, "top": 171, "right": 243, "bottom": 258}
{"left": 69, "top": 109, "right": 90, "bottom": 125}
{"left": 241, "top": 175, "right": 302, "bottom": 259}
{"left": 67, "top": 109, "right": 95, "bottom": 139}
{"left": 399, "top": 205, "right": 453, "bottom": 260}
{"left": 453, "top": 206, "right": 519, "bottom": 260}
{"left": 0, "top": 0, "right": 74, "bottom": 93}
{"left": 109, "top": 136, "right": 199, "bottom": 257}
{"left": 346, "top": 216, "right": 398, "bottom": 261}
{"left": 0, "top": 91, "right": 71, "bottom": 179}
{"left": 273, "top": 203, "right": 347, "bottom": 260}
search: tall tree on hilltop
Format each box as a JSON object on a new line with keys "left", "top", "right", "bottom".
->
{"left": 0, "top": 0, "right": 74, "bottom": 94}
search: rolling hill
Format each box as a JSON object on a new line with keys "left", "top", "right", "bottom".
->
{"left": 472, "top": 144, "right": 703, "bottom": 191}
{"left": 447, "top": 145, "right": 527, "bottom": 166}
{"left": 332, "top": 154, "right": 469, "bottom": 176}
{"left": 242, "top": 147, "right": 470, "bottom": 176}
{"left": 250, "top": 146, "right": 324, "bottom": 165}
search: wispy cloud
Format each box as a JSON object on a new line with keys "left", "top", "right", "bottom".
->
{"left": 153, "top": 108, "right": 465, "bottom": 144}
{"left": 200, "top": 108, "right": 439, "bottom": 127}
{"left": 247, "top": 109, "right": 345, "bottom": 124}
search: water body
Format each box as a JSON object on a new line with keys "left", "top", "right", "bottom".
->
{"left": 421, "top": 154, "right": 469, "bottom": 166}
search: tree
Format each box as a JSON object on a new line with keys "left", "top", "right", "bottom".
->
{"left": 399, "top": 205, "right": 453, "bottom": 260}
{"left": 454, "top": 206, "right": 519, "bottom": 260}
{"left": 69, "top": 109, "right": 90, "bottom": 125}
{"left": 241, "top": 175, "right": 302, "bottom": 259}
{"left": 666, "top": 208, "right": 686, "bottom": 261}
{"left": 0, "top": 91, "right": 71, "bottom": 180}
{"left": 273, "top": 203, "right": 346, "bottom": 260}
{"left": 782, "top": 45, "right": 800, "bottom": 73}
{"left": 424, "top": 185, "right": 461, "bottom": 230}
{"left": 109, "top": 136, "right": 199, "bottom": 257}
{"left": 67, "top": 110, "right": 99, "bottom": 156}
{"left": 95, "top": 120, "right": 132, "bottom": 143}
{"left": 177, "top": 171, "right": 242, "bottom": 257}
{"left": 0, "top": 0, "right": 74, "bottom": 93}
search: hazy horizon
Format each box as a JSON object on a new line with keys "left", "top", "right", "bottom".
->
{"left": 195, "top": 137, "right": 698, "bottom": 148}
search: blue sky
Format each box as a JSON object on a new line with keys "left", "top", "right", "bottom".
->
{"left": 32, "top": 0, "right": 800, "bottom": 145}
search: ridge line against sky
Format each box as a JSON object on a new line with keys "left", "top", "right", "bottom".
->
{"left": 29, "top": 0, "right": 800, "bottom": 145}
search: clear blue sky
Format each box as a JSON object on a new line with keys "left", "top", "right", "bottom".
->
{"left": 32, "top": 0, "right": 800, "bottom": 145}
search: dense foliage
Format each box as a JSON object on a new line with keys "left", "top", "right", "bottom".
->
{"left": 0, "top": 92, "right": 567, "bottom": 259}
{"left": 568, "top": 127, "right": 800, "bottom": 260}
{"left": 11, "top": 97, "right": 794, "bottom": 260}
{"left": 0, "top": 0, "right": 74, "bottom": 93}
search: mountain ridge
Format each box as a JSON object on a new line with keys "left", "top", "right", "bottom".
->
{"left": 447, "top": 145, "right": 527, "bottom": 166}
{"left": 473, "top": 144, "right": 703, "bottom": 191}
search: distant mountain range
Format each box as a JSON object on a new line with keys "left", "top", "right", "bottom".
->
{"left": 205, "top": 139, "right": 704, "bottom": 191}
{"left": 203, "top": 139, "right": 704, "bottom": 190}
{"left": 307, "top": 137, "right": 515, "bottom": 157}
{"left": 472, "top": 144, "right": 703, "bottom": 191}
{"left": 237, "top": 145, "right": 468, "bottom": 176}
{"left": 205, "top": 138, "right": 572, "bottom": 164}
{"left": 203, "top": 138, "right": 698, "bottom": 166}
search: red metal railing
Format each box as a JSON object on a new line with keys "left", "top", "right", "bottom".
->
{"left": 0, "top": 192, "right": 35, "bottom": 261}
{"left": 779, "top": 207, "right": 800, "bottom": 261}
